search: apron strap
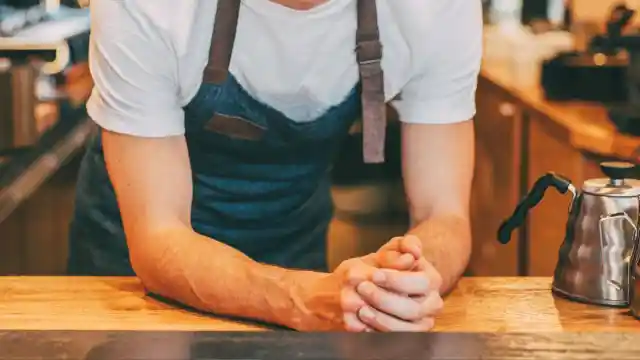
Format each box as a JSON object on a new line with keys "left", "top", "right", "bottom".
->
{"left": 203, "top": 0, "right": 387, "bottom": 164}
{"left": 357, "top": 0, "right": 386, "bottom": 164}
{"left": 203, "top": 0, "right": 241, "bottom": 84}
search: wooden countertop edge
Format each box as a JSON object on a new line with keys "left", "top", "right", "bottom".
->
{"left": 479, "top": 65, "right": 640, "bottom": 160}
{"left": 2, "top": 276, "right": 639, "bottom": 332}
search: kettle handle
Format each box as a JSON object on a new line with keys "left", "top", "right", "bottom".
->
{"left": 497, "top": 172, "right": 574, "bottom": 244}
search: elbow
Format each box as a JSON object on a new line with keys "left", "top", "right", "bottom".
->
{"left": 125, "top": 226, "right": 213, "bottom": 312}
{"left": 128, "top": 241, "right": 167, "bottom": 296}
{"left": 125, "top": 226, "right": 189, "bottom": 297}
{"left": 129, "top": 248, "right": 162, "bottom": 294}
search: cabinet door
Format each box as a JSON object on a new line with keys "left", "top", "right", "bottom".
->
{"left": 526, "top": 117, "right": 605, "bottom": 275}
{"left": 0, "top": 159, "right": 79, "bottom": 275}
{"left": 468, "top": 82, "right": 522, "bottom": 276}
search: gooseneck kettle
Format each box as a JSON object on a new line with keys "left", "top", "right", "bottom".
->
{"left": 498, "top": 161, "right": 640, "bottom": 308}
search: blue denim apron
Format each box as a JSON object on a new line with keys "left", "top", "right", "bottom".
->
{"left": 67, "top": 0, "right": 387, "bottom": 275}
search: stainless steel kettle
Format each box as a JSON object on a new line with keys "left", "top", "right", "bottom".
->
{"left": 498, "top": 161, "right": 640, "bottom": 307}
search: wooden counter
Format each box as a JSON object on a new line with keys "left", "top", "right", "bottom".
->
{"left": 1, "top": 276, "right": 638, "bottom": 333}
{"left": 3, "top": 276, "right": 640, "bottom": 359}
{"left": 479, "top": 58, "right": 640, "bottom": 160}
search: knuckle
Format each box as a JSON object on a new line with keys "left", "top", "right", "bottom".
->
{"left": 419, "top": 293, "right": 443, "bottom": 317}
{"left": 340, "top": 289, "right": 362, "bottom": 311}
{"left": 343, "top": 313, "right": 365, "bottom": 332}
{"left": 406, "top": 304, "right": 424, "bottom": 321}
{"left": 345, "top": 265, "right": 366, "bottom": 283}
{"left": 367, "top": 287, "right": 383, "bottom": 305}
{"left": 430, "top": 293, "right": 445, "bottom": 310}
{"left": 417, "top": 275, "right": 431, "bottom": 292}
{"left": 371, "top": 315, "right": 390, "bottom": 332}
{"left": 430, "top": 271, "right": 443, "bottom": 289}
{"left": 345, "top": 267, "right": 358, "bottom": 279}
{"left": 421, "top": 318, "right": 435, "bottom": 331}
{"left": 376, "top": 250, "right": 394, "bottom": 264}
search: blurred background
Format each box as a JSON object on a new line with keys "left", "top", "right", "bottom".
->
{"left": 1, "top": 0, "right": 639, "bottom": 277}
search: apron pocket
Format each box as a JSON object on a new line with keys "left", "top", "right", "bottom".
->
{"left": 204, "top": 113, "right": 266, "bottom": 141}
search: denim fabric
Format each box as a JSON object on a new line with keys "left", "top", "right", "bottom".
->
{"left": 67, "top": 74, "right": 361, "bottom": 275}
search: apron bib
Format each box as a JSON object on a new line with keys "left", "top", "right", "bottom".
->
{"left": 67, "top": 0, "right": 388, "bottom": 275}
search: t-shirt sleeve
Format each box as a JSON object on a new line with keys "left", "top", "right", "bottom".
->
{"left": 392, "top": 0, "right": 483, "bottom": 125}
{"left": 86, "top": 0, "right": 184, "bottom": 137}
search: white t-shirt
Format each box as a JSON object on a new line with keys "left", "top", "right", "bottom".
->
{"left": 86, "top": 0, "right": 483, "bottom": 137}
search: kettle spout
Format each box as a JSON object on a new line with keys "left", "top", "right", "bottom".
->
{"left": 497, "top": 172, "right": 575, "bottom": 245}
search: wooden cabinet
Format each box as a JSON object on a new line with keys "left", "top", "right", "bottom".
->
{"left": 470, "top": 78, "right": 615, "bottom": 277}
{"left": 526, "top": 117, "right": 605, "bottom": 276}
{"left": 467, "top": 80, "right": 523, "bottom": 276}
{"left": 0, "top": 158, "right": 79, "bottom": 275}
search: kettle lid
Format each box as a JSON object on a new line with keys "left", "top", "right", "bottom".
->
{"left": 583, "top": 161, "right": 640, "bottom": 196}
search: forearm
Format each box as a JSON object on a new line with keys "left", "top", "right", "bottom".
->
{"left": 129, "top": 226, "right": 324, "bottom": 329}
{"left": 407, "top": 213, "right": 471, "bottom": 295}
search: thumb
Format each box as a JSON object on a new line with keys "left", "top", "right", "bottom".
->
{"left": 376, "top": 250, "right": 416, "bottom": 270}
{"left": 376, "top": 235, "right": 423, "bottom": 270}
{"left": 397, "top": 235, "right": 423, "bottom": 259}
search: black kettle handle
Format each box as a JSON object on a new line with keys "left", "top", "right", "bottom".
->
{"left": 497, "top": 173, "right": 573, "bottom": 244}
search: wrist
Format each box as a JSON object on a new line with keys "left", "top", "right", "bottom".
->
{"left": 245, "top": 263, "right": 327, "bottom": 331}
{"left": 281, "top": 269, "right": 334, "bottom": 331}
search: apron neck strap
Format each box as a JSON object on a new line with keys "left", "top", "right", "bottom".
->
{"left": 356, "top": 0, "right": 386, "bottom": 164}
{"left": 203, "top": 0, "right": 387, "bottom": 164}
{"left": 203, "top": 0, "right": 241, "bottom": 84}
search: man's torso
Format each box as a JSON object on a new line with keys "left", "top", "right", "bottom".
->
{"left": 69, "top": 0, "right": 482, "bottom": 275}
{"left": 94, "top": 0, "right": 444, "bottom": 123}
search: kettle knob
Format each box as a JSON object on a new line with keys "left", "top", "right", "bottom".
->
{"left": 600, "top": 161, "right": 636, "bottom": 180}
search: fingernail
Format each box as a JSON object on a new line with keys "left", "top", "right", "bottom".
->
{"left": 359, "top": 306, "right": 375, "bottom": 320}
{"left": 357, "top": 282, "right": 376, "bottom": 296}
{"left": 372, "top": 270, "right": 386, "bottom": 284}
{"left": 400, "top": 253, "right": 414, "bottom": 263}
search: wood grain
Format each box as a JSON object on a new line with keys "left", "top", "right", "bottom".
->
{"left": 435, "top": 277, "right": 640, "bottom": 333}
{"left": 1, "top": 277, "right": 638, "bottom": 332}
{"left": 525, "top": 116, "right": 610, "bottom": 275}
{"left": 0, "top": 158, "right": 80, "bottom": 276}
{"left": 0, "top": 277, "right": 267, "bottom": 331}
{"left": 468, "top": 80, "right": 522, "bottom": 276}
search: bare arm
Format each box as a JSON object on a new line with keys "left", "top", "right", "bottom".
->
{"left": 86, "top": 0, "right": 355, "bottom": 331}
{"left": 102, "top": 130, "right": 321, "bottom": 329}
{"left": 401, "top": 120, "right": 474, "bottom": 294}
{"left": 392, "top": 0, "right": 481, "bottom": 295}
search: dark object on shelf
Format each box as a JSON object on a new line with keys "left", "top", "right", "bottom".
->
{"left": 541, "top": 4, "right": 633, "bottom": 102}
{"left": 608, "top": 104, "right": 640, "bottom": 136}
{"left": 563, "top": 4, "right": 640, "bottom": 137}
{"left": 540, "top": 51, "right": 628, "bottom": 102}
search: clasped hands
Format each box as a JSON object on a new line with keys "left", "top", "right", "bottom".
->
{"left": 337, "top": 235, "right": 443, "bottom": 332}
